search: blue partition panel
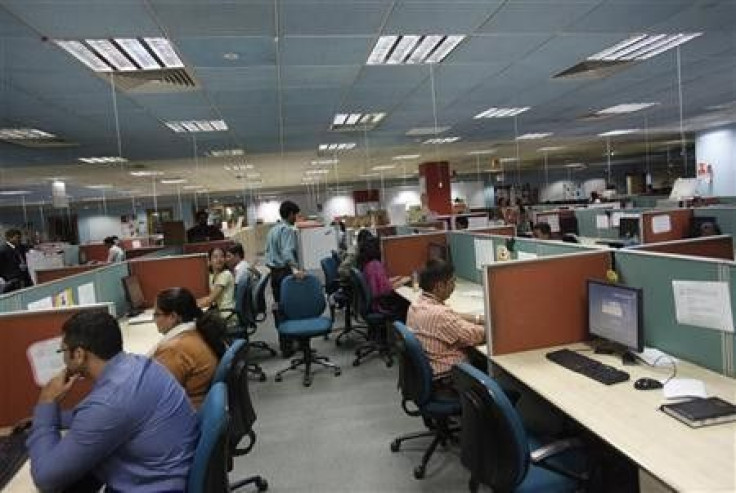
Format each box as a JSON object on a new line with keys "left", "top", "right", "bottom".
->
{"left": 616, "top": 250, "right": 735, "bottom": 376}
{"left": 93, "top": 263, "right": 131, "bottom": 317}
{"left": 448, "top": 232, "right": 481, "bottom": 283}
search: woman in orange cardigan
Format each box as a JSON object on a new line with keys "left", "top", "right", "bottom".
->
{"left": 151, "top": 287, "right": 226, "bottom": 409}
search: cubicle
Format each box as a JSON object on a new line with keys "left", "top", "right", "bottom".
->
{"left": 381, "top": 231, "right": 447, "bottom": 277}
{"left": 182, "top": 239, "right": 235, "bottom": 255}
{"left": 629, "top": 235, "right": 734, "bottom": 260}
{"left": 640, "top": 209, "right": 693, "bottom": 244}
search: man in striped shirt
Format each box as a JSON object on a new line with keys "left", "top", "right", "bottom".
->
{"left": 406, "top": 259, "right": 485, "bottom": 383}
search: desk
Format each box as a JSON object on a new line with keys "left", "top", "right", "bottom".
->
{"left": 396, "top": 279, "right": 485, "bottom": 316}
{"left": 3, "top": 314, "right": 161, "bottom": 493}
{"left": 482, "top": 344, "right": 736, "bottom": 492}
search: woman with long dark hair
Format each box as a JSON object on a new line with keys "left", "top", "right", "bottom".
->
{"left": 152, "top": 287, "right": 226, "bottom": 408}
{"left": 197, "top": 247, "right": 235, "bottom": 312}
{"left": 358, "top": 236, "right": 411, "bottom": 322}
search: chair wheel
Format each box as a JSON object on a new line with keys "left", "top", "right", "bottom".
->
{"left": 303, "top": 377, "right": 312, "bottom": 387}
{"left": 413, "top": 465, "right": 425, "bottom": 479}
{"left": 256, "top": 478, "right": 268, "bottom": 491}
{"left": 352, "top": 359, "right": 360, "bottom": 367}
{"left": 334, "top": 369, "right": 341, "bottom": 376}
{"left": 275, "top": 375, "right": 283, "bottom": 382}
{"left": 390, "top": 440, "right": 400, "bottom": 452}
{"left": 259, "top": 374, "right": 267, "bottom": 382}
{"left": 385, "top": 359, "right": 393, "bottom": 368}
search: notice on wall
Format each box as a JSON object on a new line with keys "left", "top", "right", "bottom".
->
{"left": 53, "top": 288, "right": 75, "bottom": 308}
{"left": 611, "top": 212, "right": 623, "bottom": 228}
{"left": 78, "top": 282, "right": 96, "bottom": 305}
{"left": 596, "top": 214, "right": 610, "bottom": 229}
{"left": 517, "top": 251, "right": 538, "bottom": 261}
{"left": 672, "top": 280, "right": 734, "bottom": 333}
{"left": 27, "top": 297, "right": 53, "bottom": 310}
{"left": 27, "top": 336, "right": 65, "bottom": 386}
{"left": 474, "top": 238, "right": 495, "bottom": 270}
{"left": 651, "top": 214, "right": 672, "bottom": 234}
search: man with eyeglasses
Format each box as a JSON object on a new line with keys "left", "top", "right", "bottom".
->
{"left": 26, "top": 310, "right": 199, "bottom": 492}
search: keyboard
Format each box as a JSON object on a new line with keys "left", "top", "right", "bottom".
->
{"left": 546, "top": 349, "right": 630, "bottom": 385}
{"left": 0, "top": 430, "right": 29, "bottom": 489}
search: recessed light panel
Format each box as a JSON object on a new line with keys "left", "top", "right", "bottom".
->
{"left": 598, "top": 129, "right": 640, "bottom": 137}
{"left": 208, "top": 148, "right": 245, "bottom": 157}
{"left": 516, "top": 133, "right": 553, "bottom": 140}
{"left": 55, "top": 37, "right": 184, "bottom": 72}
{"left": 165, "top": 120, "right": 228, "bottom": 133}
{"left": 0, "top": 128, "right": 57, "bottom": 140}
{"left": 597, "top": 103, "right": 658, "bottom": 115}
{"left": 332, "top": 112, "right": 386, "bottom": 130}
{"left": 474, "top": 107, "right": 530, "bottom": 119}
{"left": 367, "top": 35, "right": 465, "bottom": 65}
{"left": 79, "top": 156, "right": 127, "bottom": 164}
{"left": 422, "top": 137, "right": 460, "bottom": 145}
{"left": 406, "top": 127, "right": 450, "bottom": 136}
{"left": 318, "top": 143, "right": 357, "bottom": 152}
{"left": 588, "top": 33, "right": 702, "bottom": 62}
{"left": 392, "top": 154, "right": 421, "bottom": 160}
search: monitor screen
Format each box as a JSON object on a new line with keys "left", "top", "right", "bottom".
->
{"left": 689, "top": 216, "right": 719, "bottom": 237}
{"left": 587, "top": 280, "right": 643, "bottom": 352}
{"left": 428, "top": 242, "right": 448, "bottom": 261}
{"left": 559, "top": 215, "right": 579, "bottom": 235}
{"left": 618, "top": 217, "right": 640, "bottom": 240}
{"left": 122, "top": 275, "right": 146, "bottom": 311}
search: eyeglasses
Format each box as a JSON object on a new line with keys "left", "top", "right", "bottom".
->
{"left": 153, "top": 311, "right": 167, "bottom": 318}
{"left": 56, "top": 347, "right": 69, "bottom": 354}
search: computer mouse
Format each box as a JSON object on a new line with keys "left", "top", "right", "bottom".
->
{"left": 634, "top": 378, "right": 663, "bottom": 390}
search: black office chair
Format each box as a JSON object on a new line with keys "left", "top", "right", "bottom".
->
{"left": 350, "top": 267, "right": 394, "bottom": 367}
{"left": 321, "top": 256, "right": 367, "bottom": 346}
{"left": 390, "top": 322, "right": 461, "bottom": 480}
{"left": 453, "top": 363, "right": 588, "bottom": 492}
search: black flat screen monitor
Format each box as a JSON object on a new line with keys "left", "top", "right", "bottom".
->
{"left": 618, "top": 217, "right": 640, "bottom": 240}
{"left": 428, "top": 242, "right": 448, "bottom": 261}
{"left": 122, "top": 275, "right": 146, "bottom": 315}
{"left": 559, "top": 215, "right": 579, "bottom": 235}
{"left": 587, "top": 280, "right": 643, "bottom": 354}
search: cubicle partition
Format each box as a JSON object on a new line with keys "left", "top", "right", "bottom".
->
{"left": 381, "top": 231, "right": 447, "bottom": 277}
{"left": 79, "top": 243, "right": 109, "bottom": 263}
{"left": 124, "top": 246, "right": 167, "bottom": 259}
{"left": 0, "top": 303, "right": 113, "bottom": 426}
{"left": 640, "top": 209, "right": 693, "bottom": 243}
{"left": 614, "top": 249, "right": 736, "bottom": 376}
{"left": 694, "top": 206, "right": 736, "bottom": 236}
{"left": 630, "top": 235, "right": 734, "bottom": 260}
{"left": 128, "top": 254, "right": 209, "bottom": 307}
{"left": 182, "top": 239, "right": 235, "bottom": 255}
{"left": 484, "top": 251, "right": 611, "bottom": 356}
{"left": 471, "top": 225, "right": 515, "bottom": 236}
{"left": 35, "top": 264, "right": 102, "bottom": 284}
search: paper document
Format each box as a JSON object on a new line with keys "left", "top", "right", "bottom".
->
{"left": 474, "top": 238, "right": 495, "bottom": 270}
{"left": 132, "top": 239, "right": 142, "bottom": 248}
{"left": 596, "top": 215, "right": 610, "bottom": 229}
{"left": 635, "top": 347, "right": 678, "bottom": 367}
{"left": 672, "top": 280, "right": 734, "bottom": 333}
{"left": 78, "top": 282, "right": 96, "bottom": 305}
{"left": 663, "top": 378, "right": 707, "bottom": 400}
{"left": 651, "top": 214, "right": 672, "bottom": 234}
{"left": 610, "top": 212, "right": 623, "bottom": 228}
{"left": 128, "top": 312, "right": 155, "bottom": 325}
{"left": 517, "top": 251, "right": 538, "bottom": 260}
{"left": 27, "top": 297, "right": 53, "bottom": 310}
{"left": 27, "top": 337, "right": 65, "bottom": 386}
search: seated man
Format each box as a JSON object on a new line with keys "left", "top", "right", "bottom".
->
{"left": 187, "top": 210, "right": 225, "bottom": 243}
{"left": 27, "top": 311, "right": 199, "bottom": 492}
{"left": 226, "top": 243, "right": 260, "bottom": 284}
{"left": 532, "top": 222, "right": 552, "bottom": 240}
{"left": 407, "top": 259, "right": 485, "bottom": 391}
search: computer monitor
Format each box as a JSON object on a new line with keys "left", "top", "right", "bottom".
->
{"left": 618, "top": 217, "right": 640, "bottom": 240}
{"left": 587, "top": 280, "right": 643, "bottom": 361}
{"left": 428, "top": 242, "right": 449, "bottom": 261}
{"left": 559, "top": 215, "right": 579, "bottom": 235}
{"left": 121, "top": 275, "right": 146, "bottom": 316}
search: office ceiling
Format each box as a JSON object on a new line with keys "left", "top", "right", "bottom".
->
{"left": 0, "top": 0, "right": 734, "bottom": 205}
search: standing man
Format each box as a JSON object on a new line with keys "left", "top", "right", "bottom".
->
{"left": 26, "top": 311, "right": 199, "bottom": 492}
{"left": 186, "top": 210, "right": 225, "bottom": 243}
{"left": 0, "top": 229, "right": 33, "bottom": 292}
{"left": 264, "top": 200, "right": 305, "bottom": 356}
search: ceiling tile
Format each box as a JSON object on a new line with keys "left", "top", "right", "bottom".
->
{"left": 149, "top": 1, "right": 273, "bottom": 36}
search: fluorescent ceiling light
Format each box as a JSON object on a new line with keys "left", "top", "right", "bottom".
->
{"left": 474, "top": 107, "right": 530, "bottom": 119}
{"left": 499, "top": 157, "right": 518, "bottom": 163}
{"left": 331, "top": 112, "right": 386, "bottom": 130}
{"left": 183, "top": 185, "right": 205, "bottom": 190}
{"left": 564, "top": 163, "right": 586, "bottom": 168}
{"left": 0, "top": 128, "right": 57, "bottom": 140}
{"left": 311, "top": 159, "right": 339, "bottom": 166}
{"left": 406, "top": 126, "right": 450, "bottom": 136}
{"left": 366, "top": 35, "right": 466, "bottom": 65}
{"left": 538, "top": 146, "right": 566, "bottom": 152}
{"left": 467, "top": 149, "right": 496, "bottom": 155}
{"left": 516, "top": 133, "right": 553, "bottom": 140}
{"left": 56, "top": 37, "right": 184, "bottom": 72}
{"left": 224, "top": 164, "right": 253, "bottom": 171}
{"left": 392, "top": 154, "right": 421, "bottom": 160}
{"left": 318, "top": 142, "right": 357, "bottom": 152}
{"left": 588, "top": 33, "right": 702, "bottom": 62}
{"left": 372, "top": 165, "right": 396, "bottom": 171}
{"left": 245, "top": 172, "right": 261, "bottom": 179}
{"left": 165, "top": 120, "right": 228, "bottom": 133}
{"left": 306, "top": 169, "right": 330, "bottom": 175}
{"left": 422, "top": 137, "right": 460, "bottom": 145}
{"left": 86, "top": 184, "right": 114, "bottom": 190}
{"left": 208, "top": 148, "right": 245, "bottom": 157}
{"left": 160, "top": 179, "right": 188, "bottom": 184}
{"left": 78, "top": 156, "right": 127, "bottom": 164}
{"left": 598, "top": 129, "right": 640, "bottom": 137}
{"left": 597, "top": 103, "right": 658, "bottom": 115}
{"left": 359, "top": 172, "right": 381, "bottom": 178}
{"left": 130, "top": 170, "right": 164, "bottom": 177}
{"left": 0, "top": 190, "right": 32, "bottom": 196}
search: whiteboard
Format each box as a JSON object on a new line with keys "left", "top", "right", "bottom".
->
{"left": 298, "top": 226, "right": 338, "bottom": 271}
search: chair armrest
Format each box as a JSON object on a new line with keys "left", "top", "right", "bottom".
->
{"left": 233, "top": 430, "right": 256, "bottom": 457}
{"left": 531, "top": 437, "right": 589, "bottom": 482}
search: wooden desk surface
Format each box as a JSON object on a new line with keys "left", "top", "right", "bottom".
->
{"left": 396, "top": 278, "right": 485, "bottom": 316}
{"left": 488, "top": 344, "right": 736, "bottom": 493}
{"left": 3, "top": 314, "right": 161, "bottom": 493}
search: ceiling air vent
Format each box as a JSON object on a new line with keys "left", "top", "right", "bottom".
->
{"left": 553, "top": 60, "right": 632, "bottom": 80}
{"left": 108, "top": 68, "right": 198, "bottom": 93}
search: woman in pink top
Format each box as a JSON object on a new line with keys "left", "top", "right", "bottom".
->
{"left": 358, "top": 237, "right": 411, "bottom": 321}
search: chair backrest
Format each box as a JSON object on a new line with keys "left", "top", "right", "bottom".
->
{"left": 452, "top": 363, "right": 530, "bottom": 491}
{"left": 252, "top": 272, "right": 271, "bottom": 322}
{"left": 233, "top": 274, "right": 257, "bottom": 329}
{"left": 393, "top": 321, "right": 434, "bottom": 410}
{"left": 225, "top": 341, "right": 257, "bottom": 458}
{"left": 349, "top": 267, "right": 374, "bottom": 319}
{"left": 213, "top": 339, "right": 246, "bottom": 384}
{"left": 187, "top": 383, "right": 229, "bottom": 493}
{"left": 320, "top": 256, "right": 339, "bottom": 294}
{"left": 280, "top": 274, "right": 326, "bottom": 320}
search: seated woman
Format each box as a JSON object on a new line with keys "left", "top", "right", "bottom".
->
{"left": 151, "top": 287, "right": 226, "bottom": 408}
{"left": 198, "top": 247, "right": 235, "bottom": 312}
{"left": 358, "top": 236, "right": 411, "bottom": 322}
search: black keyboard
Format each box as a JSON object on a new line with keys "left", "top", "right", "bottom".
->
{"left": 0, "top": 430, "right": 28, "bottom": 489}
{"left": 546, "top": 349, "right": 630, "bottom": 385}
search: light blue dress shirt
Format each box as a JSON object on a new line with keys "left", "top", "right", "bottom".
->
{"left": 27, "top": 353, "right": 199, "bottom": 492}
{"left": 265, "top": 220, "right": 298, "bottom": 269}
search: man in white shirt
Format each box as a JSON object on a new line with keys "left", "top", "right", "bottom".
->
{"left": 226, "top": 243, "right": 255, "bottom": 285}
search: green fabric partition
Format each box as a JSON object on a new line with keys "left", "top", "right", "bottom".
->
{"left": 615, "top": 250, "right": 735, "bottom": 376}
{"left": 0, "top": 295, "right": 22, "bottom": 313}
{"left": 536, "top": 242, "right": 600, "bottom": 257}
{"left": 448, "top": 232, "right": 480, "bottom": 283}
{"left": 575, "top": 209, "right": 620, "bottom": 239}
{"left": 631, "top": 195, "right": 668, "bottom": 208}
{"left": 93, "top": 263, "right": 132, "bottom": 316}
{"left": 694, "top": 207, "right": 736, "bottom": 236}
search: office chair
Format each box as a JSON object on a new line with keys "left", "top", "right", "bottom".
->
{"left": 186, "top": 383, "right": 229, "bottom": 493}
{"left": 213, "top": 339, "right": 247, "bottom": 385}
{"left": 350, "top": 268, "right": 393, "bottom": 367}
{"left": 390, "top": 322, "right": 461, "bottom": 480}
{"left": 321, "top": 256, "right": 367, "bottom": 346}
{"left": 453, "top": 363, "right": 588, "bottom": 493}
{"left": 274, "top": 274, "right": 341, "bottom": 387}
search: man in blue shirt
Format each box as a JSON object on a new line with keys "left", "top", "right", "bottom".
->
{"left": 27, "top": 311, "right": 199, "bottom": 492}
{"left": 264, "top": 200, "right": 305, "bottom": 356}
